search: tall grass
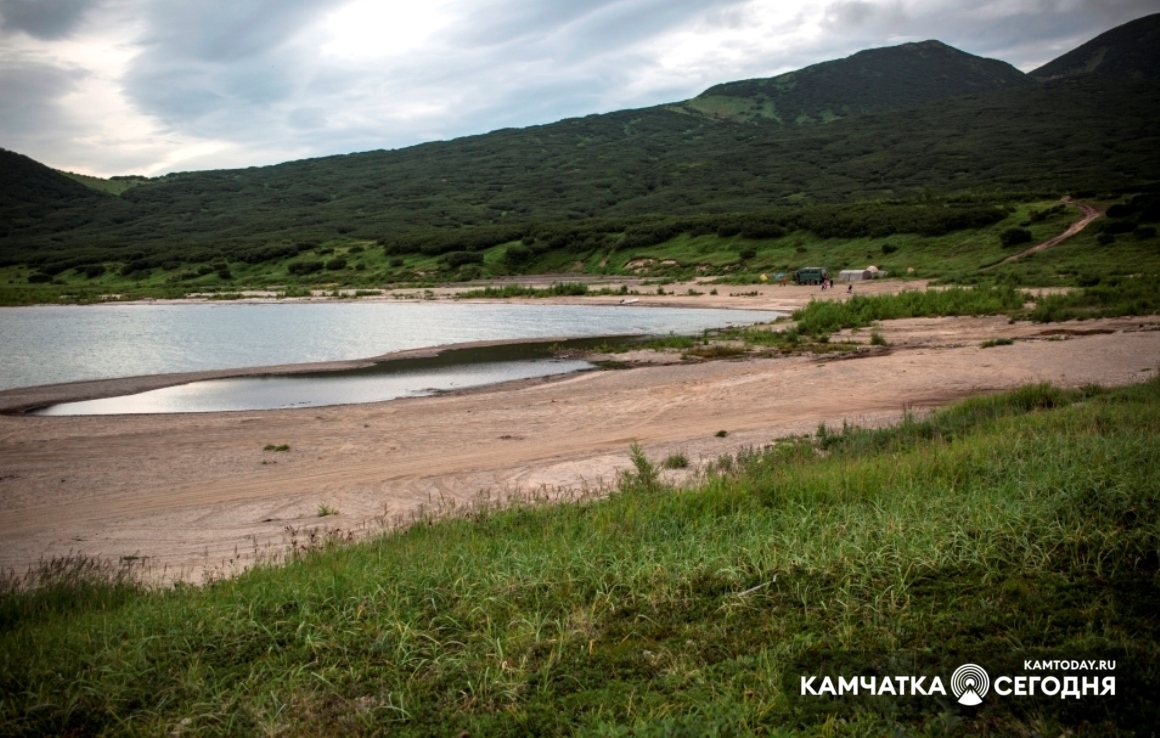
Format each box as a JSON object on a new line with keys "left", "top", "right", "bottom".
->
{"left": 2, "top": 379, "right": 1158, "bottom": 735}
{"left": 1028, "top": 275, "right": 1160, "bottom": 322}
{"left": 791, "top": 285, "right": 1026, "bottom": 335}
{"left": 456, "top": 282, "right": 590, "bottom": 298}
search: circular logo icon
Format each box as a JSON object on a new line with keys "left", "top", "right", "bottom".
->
{"left": 951, "top": 663, "right": 990, "bottom": 706}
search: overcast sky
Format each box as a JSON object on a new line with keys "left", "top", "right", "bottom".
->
{"left": 1, "top": 0, "right": 1155, "bottom": 177}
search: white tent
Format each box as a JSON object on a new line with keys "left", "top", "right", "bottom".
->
{"left": 838, "top": 269, "right": 872, "bottom": 282}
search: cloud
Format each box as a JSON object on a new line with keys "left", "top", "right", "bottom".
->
{"left": 0, "top": 59, "right": 86, "bottom": 135}
{"left": 0, "top": 0, "right": 100, "bottom": 40}
{"left": 1, "top": 0, "right": 1156, "bottom": 176}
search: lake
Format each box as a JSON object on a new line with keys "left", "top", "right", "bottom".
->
{"left": 2, "top": 301, "right": 781, "bottom": 414}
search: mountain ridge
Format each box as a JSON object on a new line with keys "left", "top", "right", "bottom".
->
{"left": 679, "top": 40, "right": 1031, "bottom": 124}
{"left": 1031, "top": 12, "right": 1160, "bottom": 80}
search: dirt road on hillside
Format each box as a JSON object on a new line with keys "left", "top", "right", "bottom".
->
{"left": 991, "top": 198, "right": 1102, "bottom": 267}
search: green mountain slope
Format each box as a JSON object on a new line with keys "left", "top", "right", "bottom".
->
{"left": 1031, "top": 12, "right": 1160, "bottom": 80}
{"left": 2, "top": 18, "right": 1159, "bottom": 273}
{"left": 680, "top": 40, "right": 1031, "bottom": 124}
{"left": 0, "top": 149, "right": 109, "bottom": 240}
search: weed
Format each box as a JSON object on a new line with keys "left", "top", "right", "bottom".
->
{"left": 318, "top": 504, "right": 339, "bottom": 518}
{"left": 662, "top": 453, "right": 690, "bottom": 469}
{"left": 715, "top": 429, "right": 729, "bottom": 438}
{"left": 263, "top": 444, "right": 290, "bottom": 452}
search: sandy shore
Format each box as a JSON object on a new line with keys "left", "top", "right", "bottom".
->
{"left": 1, "top": 283, "right": 1157, "bottom": 583}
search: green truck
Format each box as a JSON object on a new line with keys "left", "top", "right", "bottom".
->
{"left": 794, "top": 267, "right": 829, "bottom": 285}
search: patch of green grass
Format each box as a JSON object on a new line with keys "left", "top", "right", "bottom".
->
{"left": 2, "top": 379, "right": 1159, "bottom": 735}
{"left": 981, "top": 337, "right": 1015, "bottom": 348}
{"left": 792, "top": 284, "right": 1027, "bottom": 336}
{"left": 1027, "top": 275, "right": 1160, "bottom": 322}
{"left": 455, "top": 282, "right": 590, "bottom": 298}
{"left": 263, "top": 444, "right": 290, "bottom": 452}
{"left": 318, "top": 505, "right": 339, "bottom": 518}
{"left": 661, "top": 453, "right": 690, "bottom": 470}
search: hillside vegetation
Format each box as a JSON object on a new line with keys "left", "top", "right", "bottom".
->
{"left": 3, "top": 192, "right": 1158, "bottom": 307}
{"left": 1031, "top": 12, "right": 1160, "bottom": 81}
{"left": 682, "top": 40, "right": 1030, "bottom": 124}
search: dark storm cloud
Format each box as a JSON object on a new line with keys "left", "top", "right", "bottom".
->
{"left": 0, "top": 0, "right": 99, "bottom": 40}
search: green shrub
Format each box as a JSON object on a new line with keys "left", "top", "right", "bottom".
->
{"left": 288, "top": 260, "right": 324, "bottom": 276}
{"left": 999, "top": 227, "right": 1033, "bottom": 247}
{"left": 325, "top": 258, "right": 347, "bottom": 271}
{"left": 444, "top": 251, "right": 485, "bottom": 268}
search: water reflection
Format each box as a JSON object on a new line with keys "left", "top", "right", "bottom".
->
{"left": 34, "top": 338, "right": 613, "bottom": 415}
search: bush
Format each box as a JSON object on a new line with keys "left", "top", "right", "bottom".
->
{"left": 444, "top": 251, "right": 484, "bottom": 268}
{"left": 738, "top": 247, "right": 757, "bottom": 260}
{"left": 1134, "top": 226, "right": 1156, "bottom": 240}
{"left": 325, "top": 258, "right": 347, "bottom": 271}
{"left": 287, "top": 260, "right": 324, "bottom": 276}
{"left": 1097, "top": 233, "right": 1115, "bottom": 246}
{"left": 503, "top": 244, "right": 534, "bottom": 268}
{"left": 83, "top": 264, "right": 106, "bottom": 278}
{"left": 882, "top": 244, "right": 898, "bottom": 254}
{"left": 1101, "top": 220, "right": 1137, "bottom": 235}
{"left": 999, "top": 227, "right": 1033, "bottom": 247}
{"left": 27, "top": 273, "right": 52, "bottom": 283}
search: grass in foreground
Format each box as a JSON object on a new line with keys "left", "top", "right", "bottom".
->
{"left": 2, "top": 380, "right": 1158, "bottom": 735}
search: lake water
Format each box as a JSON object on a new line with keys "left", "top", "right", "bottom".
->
{"left": 2, "top": 302, "right": 781, "bottom": 414}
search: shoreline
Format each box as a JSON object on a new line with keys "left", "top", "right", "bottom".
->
{"left": 0, "top": 334, "right": 646, "bottom": 415}
{"left": 0, "top": 278, "right": 931, "bottom": 413}
{"left": 3, "top": 284, "right": 1155, "bottom": 583}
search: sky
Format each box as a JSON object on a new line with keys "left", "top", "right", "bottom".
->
{"left": 1, "top": 0, "right": 1156, "bottom": 178}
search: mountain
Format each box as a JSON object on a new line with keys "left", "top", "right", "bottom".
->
{"left": 1031, "top": 12, "right": 1160, "bottom": 81}
{"left": 679, "top": 40, "right": 1031, "bottom": 124}
{"left": 2, "top": 16, "right": 1159, "bottom": 270}
{"left": 0, "top": 149, "right": 107, "bottom": 240}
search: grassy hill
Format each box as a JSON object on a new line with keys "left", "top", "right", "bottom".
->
{"left": 681, "top": 40, "right": 1031, "bottom": 124}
